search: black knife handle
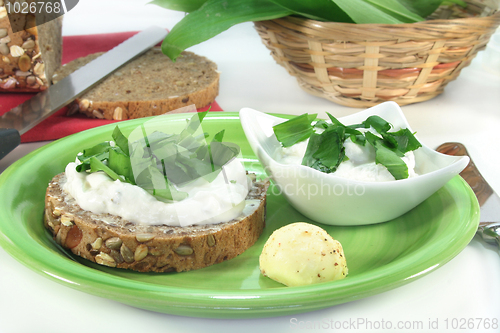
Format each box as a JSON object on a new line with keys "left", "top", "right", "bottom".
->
{"left": 0, "top": 128, "right": 21, "bottom": 160}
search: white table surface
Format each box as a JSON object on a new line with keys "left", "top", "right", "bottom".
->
{"left": 1, "top": 1, "right": 499, "bottom": 332}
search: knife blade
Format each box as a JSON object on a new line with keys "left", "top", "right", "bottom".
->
{"left": 436, "top": 142, "right": 500, "bottom": 250}
{"left": 0, "top": 25, "right": 168, "bottom": 160}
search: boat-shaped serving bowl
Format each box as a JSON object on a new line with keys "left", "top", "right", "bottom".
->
{"left": 240, "top": 102, "right": 469, "bottom": 225}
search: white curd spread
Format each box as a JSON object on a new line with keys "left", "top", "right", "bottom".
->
{"left": 63, "top": 158, "right": 251, "bottom": 227}
{"left": 274, "top": 128, "right": 418, "bottom": 182}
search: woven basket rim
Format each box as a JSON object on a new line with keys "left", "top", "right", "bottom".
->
{"left": 255, "top": 10, "right": 500, "bottom": 41}
{"left": 267, "top": 7, "right": 500, "bottom": 28}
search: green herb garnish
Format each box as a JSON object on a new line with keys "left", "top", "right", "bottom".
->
{"left": 273, "top": 113, "right": 421, "bottom": 180}
{"left": 75, "top": 112, "right": 240, "bottom": 202}
{"left": 272, "top": 113, "right": 317, "bottom": 147}
{"left": 301, "top": 125, "right": 346, "bottom": 173}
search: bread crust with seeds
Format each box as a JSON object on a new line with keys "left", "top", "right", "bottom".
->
{"left": 44, "top": 173, "right": 269, "bottom": 273}
{"left": 52, "top": 48, "right": 219, "bottom": 120}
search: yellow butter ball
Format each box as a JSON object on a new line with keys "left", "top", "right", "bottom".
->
{"left": 259, "top": 222, "right": 348, "bottom": 287}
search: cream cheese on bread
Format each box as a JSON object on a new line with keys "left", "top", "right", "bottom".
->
{"left": 63, "top": 158, "right": 250, "bottom": 227}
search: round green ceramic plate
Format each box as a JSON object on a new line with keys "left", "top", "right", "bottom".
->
{"left": 0, "top": 112, "right": 479, "bottom": 319}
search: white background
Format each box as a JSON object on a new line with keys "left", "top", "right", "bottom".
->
{"left": 1, "top": 1, "right": 500, "bottom": 332}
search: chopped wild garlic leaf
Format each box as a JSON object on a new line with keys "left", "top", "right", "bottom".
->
{"left": 75, "top": 112, "right": 240, "bottom": 202}
{"left": 273, "top": 112, "right": 422, "bottom": 180}
{"left": 272, "top": 113, "right": 317, "bottom": 147}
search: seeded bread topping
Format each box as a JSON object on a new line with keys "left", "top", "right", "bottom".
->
{"left": 44, "top": 173, "right": 269, "bottom": 273}
{"left": 0, "top": 5, "right": 62, "bottom": 92}
{"left": 53, "top": 48, "right": 220, "bottom": 120}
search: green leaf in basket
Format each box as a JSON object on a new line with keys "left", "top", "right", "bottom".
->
{"left": 363, "top": 0, "right": 424, "bottom": 22}
{"left": 330, "top": 0, "right": 411, "bottom": 24}
{"left": 154, "top": 0, "right": 467, "bottom": 61}
{"left": 398, "top": 0, "right": 467, "bottom": 18}
{"left": 148, "top": 0, "right": 208, "bottom": 12}
{"left": 161, "top": 0, "right": 293, "bottom": 61}
{"left": 266, "top": 0, "right": 353, "bottom": 22}
{"left": 444, "top": 0, "right": 468, "bottom": 7}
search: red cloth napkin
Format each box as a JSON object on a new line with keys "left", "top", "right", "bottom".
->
{"left": 0, "top": 31, "right": 223, "bottom": 143}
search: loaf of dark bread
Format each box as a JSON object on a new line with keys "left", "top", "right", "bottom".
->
{"left": 52, "top": 48, "right": 220, "bottom": 120}
{"left": 44, "top": 173, "right": 269, "bottom": 273}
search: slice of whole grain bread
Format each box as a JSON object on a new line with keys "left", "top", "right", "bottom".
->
{"left": 44, "top": 173, "right": 268, "bottom": 273}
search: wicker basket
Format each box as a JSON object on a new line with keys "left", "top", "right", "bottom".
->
{"left": 254, "top": 1, "right": 500, "bottom": 107}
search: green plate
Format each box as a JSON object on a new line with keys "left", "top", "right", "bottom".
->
{"left": 0, "top": 112, "right": 480, "bottom": 319}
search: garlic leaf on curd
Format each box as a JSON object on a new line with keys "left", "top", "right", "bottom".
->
{"left": 74, "top": 112, "right": 240, "bottom": 202}
{"left": 272, "top": 112, "right": 421, "bottom": 180}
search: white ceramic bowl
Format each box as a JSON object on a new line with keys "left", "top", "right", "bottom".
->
{"left": 240, "top": 102, "right": 469, "bottom": 226}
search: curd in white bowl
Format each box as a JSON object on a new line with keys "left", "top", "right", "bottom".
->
{"left": 240, "top": 102, "right": 469, "bottom": 226}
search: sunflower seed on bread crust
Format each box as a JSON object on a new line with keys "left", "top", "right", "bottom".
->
{"left": 44, "top": 173, "right": 269, "bottom": 273}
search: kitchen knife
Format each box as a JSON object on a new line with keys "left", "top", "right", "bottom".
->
{"left": 436, "top": 142, "right": 500, "bottom": 250}
{"left": 0, "top": 25, "right": 168, "bottom": 160}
